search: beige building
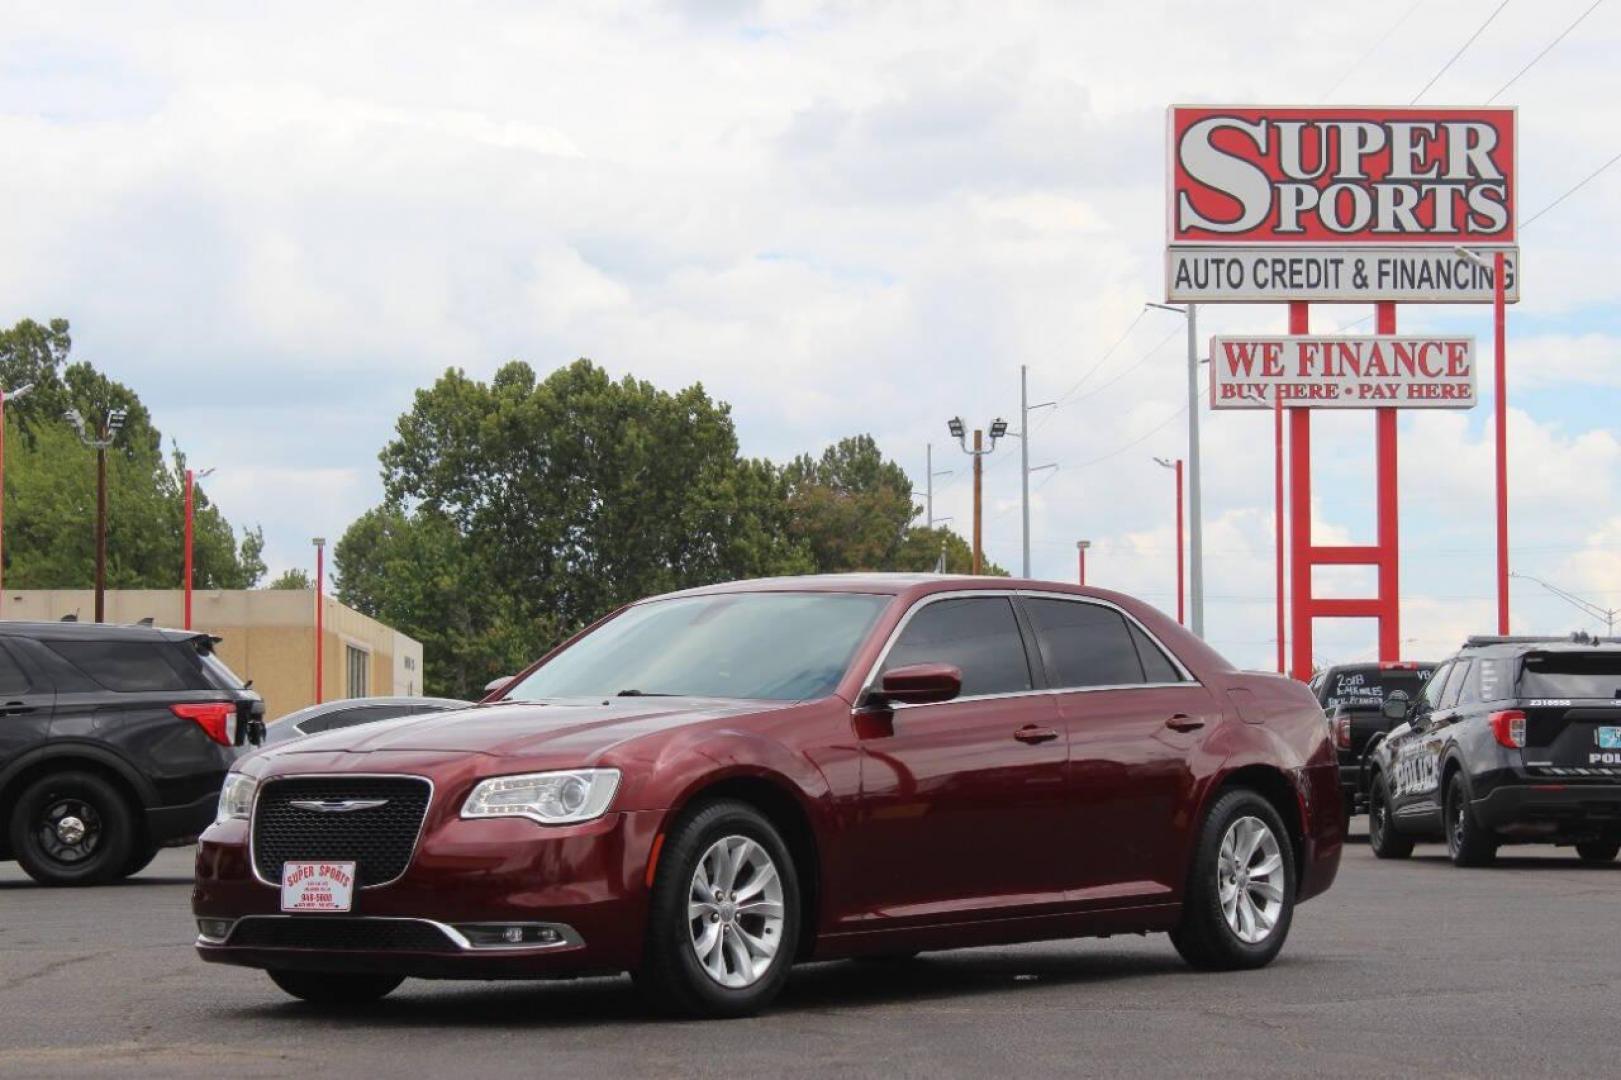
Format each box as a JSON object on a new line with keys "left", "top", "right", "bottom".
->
{"left": 0, "top": 589, "right": 424, "bottom": 723}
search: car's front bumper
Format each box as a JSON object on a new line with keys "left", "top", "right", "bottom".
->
{"left": 193, "top": 808, "right": 663, "bottom": 978}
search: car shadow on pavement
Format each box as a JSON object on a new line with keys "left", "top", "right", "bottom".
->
{"left": 233, "top": 946, "right": 1227, "bottom": 1028}
{"left": 1409, "top": 853, "right": 1619, "bottom": 870}
{"left": 0, "top": 874, "right": 194, "bottom": 890}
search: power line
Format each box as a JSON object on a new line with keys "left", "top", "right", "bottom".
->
{"left": 1410, "top": 0, "right": 1512, "bottom": 104}
{"left": 1322, "top": 1, "right": 1426, "bottom": 102}
{"left": 1487, "top": 0, "right": 1605, "bottom": 103}
{"left": 1522, "top": 147, "right": 1621, "bottom": 228}
{"left": 1049, "top": 310, "right": 1147, "bottom": 407}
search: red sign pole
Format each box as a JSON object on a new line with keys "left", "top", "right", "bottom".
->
{"left": 1274, "top": 391, "right": 1285, "bottom": 674}
{"left": 1493, "top": 250, "right": 1510, "bottom": 634}
{"left": 1174, "top": 459, "right": 1186, "bottom": 625}
{"left": 1288, "top": 304, "right": 1313, "bottom": 681}
{"left": 1376, "top": 303, "right": 1401, "bottom": 661}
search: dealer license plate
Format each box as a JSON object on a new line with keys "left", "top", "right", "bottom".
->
{"left": 1599, "top": 727, "right": 1621, "bottom": 750}
{"left": 280, "top": 861, "right": 357, "bottom": 912}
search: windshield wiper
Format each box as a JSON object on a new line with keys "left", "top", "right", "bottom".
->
{"left": 616, "top": 689, "right": 676, "bottom": 697}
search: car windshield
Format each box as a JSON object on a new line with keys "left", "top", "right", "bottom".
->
{"left": 502, "top": 591, "right": 891, "bottom": 703}
{"left": 1519, "top": 652, "right": 1621, "bottom": 700}
{"left": 1320, "top": 665, "right": 1436, "bottom": 711}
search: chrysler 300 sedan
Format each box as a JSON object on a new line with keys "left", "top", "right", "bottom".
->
{"left": 194, "top": 574, "right": 1343, "bottom": 1017}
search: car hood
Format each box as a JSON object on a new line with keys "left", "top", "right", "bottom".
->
{"left": 264, "top": 697, "right": 785, "bottom": 760}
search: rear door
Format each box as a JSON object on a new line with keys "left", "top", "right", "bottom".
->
{"left": 1389, "top": 661, "right": 1454, "bottom": 821}
{"left": 1515, "top": 651, "right": 1621, "bottom": 777}
{"left": 0, "top": 639, "right": 56, "bottom": 772}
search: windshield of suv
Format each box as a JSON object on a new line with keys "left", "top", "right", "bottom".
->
{"left": 1519, "top": 652, "right": 1621, "bottom": 700}
{"left": 502, "top": 592, "right": 891, "bottom": 702}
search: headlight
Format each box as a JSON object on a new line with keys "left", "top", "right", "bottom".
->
{"left": 216, "top": 772, "right": 257, "bottom": 825}
{"left": 461, "top": 769, "right": 621, "bottom": 825}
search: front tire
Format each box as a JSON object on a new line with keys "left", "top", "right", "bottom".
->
{"left": 1171, "top": 789, "right": 1296, "bottom": 972}
{"left": 1575, "top": 840, "right": 1619, "bottom": 863}
{"left": 1367, "top": 774, "right": 1414, "bottom": 860}
{"left": 8, "top": 771, "right": 137, "bottom": 886}
{"left": 634, "top": 799, "right": 800, "bottom": 1018}
{"left": 268, "top": 970, "right": 404, "bottom": 1006}
{"left": 1445, "top": 771, "right": 1497, "bottom": 867}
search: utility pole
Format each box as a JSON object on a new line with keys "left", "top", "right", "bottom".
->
{"left": 1076, "top": 540, "right": 1090, "bottom": 586}
{"left": 1017, "top": 365, "right": 1056, "bottom": 578}
{"left": 1146, "top": 302, "right": 1205, "bottom": 636}
{"left": 66, "top": 407, "right": 128, "bottom": 623}
{"left": 947, "top": 416, "right": 1007, "bottom": 577}
{"left": 924, "top": 444, "right": 953, "bottom": 529}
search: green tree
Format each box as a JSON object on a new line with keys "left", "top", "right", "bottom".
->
{"left": 893, "top": 525, "right": 1008, "bottom": 576}
{"left": 784, "top": 434, "right": 917, "bottom": 572}
{"left": 268, "top": 568, "right": 311, "bottom": 590}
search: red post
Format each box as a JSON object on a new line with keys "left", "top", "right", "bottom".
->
{"left": 1077, "top": 543, "right": 1088, "bottom": 586}
{"left": 1288, "top": 302, "right": 1313, "bottom": 682}
{"left": 1376, "top": 302, "right": 1401, "bottom": 661}
{"left": 1493, "top": 250, "right": 1509, "bottom": 634}
{"left": 1274, "top": 390, "right": 1285, "bottom": 674}
{"left": 314, "top": 539, "right": 325, "bottom": 704}
{"left": 1174, "top": 459, "right": 1186, "bottom": 625}
{"left": 0, "top": 389, "right": 7, "bottom": 607}
{"left": 183, "top": 469, "right": 194, "bottom": 630}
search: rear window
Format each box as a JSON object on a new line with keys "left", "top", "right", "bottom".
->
{"left": 1519, "top": 652, "right": 1621, "bottom": 700}
{"left": 43, "top": 640, "right": 202, "bottom": 693}
{"left": 1320, "top": 665, "right": 1437, "bottom": 711}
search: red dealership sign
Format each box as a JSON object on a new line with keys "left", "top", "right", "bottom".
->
{"left": 1169, "top": 106, "right": 1515, "bottom": 246}
{"left": 1209, "top": 335, "right": 1477, "bottom": 409}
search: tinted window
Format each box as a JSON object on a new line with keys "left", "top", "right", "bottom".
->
{"left": 1418, "top": 662, "right": 1453, "bottom": 712}
{"left": 882, "top": 597, "right": 1032, "bottom": 697}
{"left": 1519, "top": 652, "right": 1621, "bottom": 699}
{"left": 1024, "top": 599, "right": 1144, "bottom": 688}
{"left": 0, "top": 643, "right": 31, "bottom": 696}
{"left": 44, "top": 640, "right": 196, "bottom": 692}
{"left": 303, "top": 705, "right": 418, "bottom": 735}
{"left": 1477, "top": 657, "right": 1511, "bottom": 702}
{"left": 1441, "top": 661, "right": 1471, "bottom": 709}
{"left": 1129, "top": 623, "right": 1184, "bottom": 683}
{"left": 1320, "top": 664, "right": 1437, "bottom": 711}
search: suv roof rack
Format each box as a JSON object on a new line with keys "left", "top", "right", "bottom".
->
{"left": 1463, "top": 632, "right": 1621, "bottom": 650}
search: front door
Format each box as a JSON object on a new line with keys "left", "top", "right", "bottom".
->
{"left": 852, "top": 594, "right": 1068, "bottom": 925}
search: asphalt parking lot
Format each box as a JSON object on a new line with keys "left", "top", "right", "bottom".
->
{"left": 1, "top": 826, "right": 1616, "bottom": 1079}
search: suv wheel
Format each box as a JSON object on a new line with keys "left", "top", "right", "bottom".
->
{"left": 9, "top": 771, "right": 137, "bottom": 886}
{"left": 1171, "top": 789, "right": 1296, "bottom": 971}
{"left": 1575, "top": 840, "right": 1619, "bottom": 863}
{"left": 1444, "top": 771, "right": 1497, "bottom": 867}
{"left": 269, "top": 970, "right": 404, "bottom": 1006}
{"left": 634, "top": 799, "right": 800, "bottom": 1018}
{"left": 1367, "top": 774, "right": 1414, "bottom": 860}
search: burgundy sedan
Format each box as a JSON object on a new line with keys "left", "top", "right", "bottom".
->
{"left": 194, "top": 575, "right": 1342, "bottom": 1017}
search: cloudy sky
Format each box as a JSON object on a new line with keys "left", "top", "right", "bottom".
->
{"left": 2, "top": 0, "right": 1617, "bottom": 668}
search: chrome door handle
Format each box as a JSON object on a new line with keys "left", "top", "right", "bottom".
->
{"left": 1014, "top": 726, "right": 1060, "bottom": 744}
{"left": 1165, "top": 715, "right": 1205, "bottom": 733}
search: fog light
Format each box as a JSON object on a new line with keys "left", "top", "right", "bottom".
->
{"left": 197, "top": 918, "right": 234, "bottom": 942}
{"left": 502, "top": 926, "right": 524, "bottom": 944}
{"left": 453, "top": 923, "right": 576, "bottom": 949}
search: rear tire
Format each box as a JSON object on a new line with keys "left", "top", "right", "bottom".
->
{"left": 634, "top": 799, "right": 800, "bottom": 1018}
{"left": 9, "top": 771, "right": 136, "bottom": 886}
{"left": 122, "top": 841, "right": 163, "bottom": 878}
{"left": 268, "top": 970, "right": 404, "bottom": 1006}
{"left": 1367, "top": 774, "right": 1414, "bottom": 860}
{"left": 1444, "top": 771, "right": 1497, "bottom": 867}
{"left": 1171, "top": 789, "right": 1296, "bottom": 972}
{"left": 1575, "top": 841, "right": 1619, "bottom": 863}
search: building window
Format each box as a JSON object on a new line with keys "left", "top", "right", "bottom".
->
{"left": 346, "top": 645, "right": 370, "bottom": 699}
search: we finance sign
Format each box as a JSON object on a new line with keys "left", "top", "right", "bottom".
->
{"left": 1210, "top": 336, "right": 1477, "bottom": 409}
{"left": 1166, "top": 106, "right": 1518, "bottom": 303}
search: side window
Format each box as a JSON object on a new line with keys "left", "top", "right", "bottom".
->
{"left": 43, "top": 640, "right": 196, "bottom": 693}
{"left": 1023, "top": 598, "right": 1145, "bottom": 689}
{"left": 1129, "top": 623, "right": 1185, "bottom": 683}
{"left": 1441, "top": 660, "right": 1472, "bottom": 709}
{"left": 881, "top": 597, "right": 1032, "bottom": 698}
{"left": 1476, "top": 658, "right": 1510, "bottom": 702}
{"left": 1418, "top": 662, "right": 1453, "bottom": 713}
{"left": 0, "top": 642, "right": 32, "bottom": 697}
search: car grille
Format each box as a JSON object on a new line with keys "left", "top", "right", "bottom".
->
{"left": 252, "top": 776, "right": 431, "bottom": 887}
{"left": 229, "top": 917, "right": 455, "bottom": 952}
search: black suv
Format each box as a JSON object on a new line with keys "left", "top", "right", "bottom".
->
{"left": 1365, "top": 634, "right": 1621, "bottom": 866}
{"left": 1309, "top": 660, "right": 1437, "bottom": 819}
{"left": 0, "top": 620, "right": 263, "bottom": 885}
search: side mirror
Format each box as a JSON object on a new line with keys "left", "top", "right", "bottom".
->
{"left": 874, "top": 663, "right": 962, "bottom": 706}
{"left": 483, "top": 675, "right": 515, "bottom": 697}
{"left": 1382, "top": 691, "right": 1411, "bottom": 723}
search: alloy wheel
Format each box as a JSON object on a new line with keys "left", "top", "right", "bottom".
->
{"left": 1217, "top": 815, "right": 1285, "bottom": 945}
{"left": 687, "top": 834, "right": 785, "bottom": 989}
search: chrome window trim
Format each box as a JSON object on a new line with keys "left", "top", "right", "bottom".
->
{"left": 857, "top": 588, "right": 1200, "bottom": 709}
{"left": 248, "top": 773, "right": 435, "bottom": 890}
{"left": 202, "top": 915, "right": 583, "bottom": 952}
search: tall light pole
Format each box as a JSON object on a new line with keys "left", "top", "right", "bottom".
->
{"left": 1457, "top": 246, "right": 1510, "bottom": 633}
{"left": 183, "top": 467, "right": 215, "bottom": 630}
{"left": 924, "top": 444, "right": 953, "bottom": 529}
{"left": 1146, "top": 302, "right": 1204, "bottom": 636}
{"left": 1510, "top": 572, "right": 1616, "bottom": 637}
{"left": 1076, "top": 540, "right": 1091, "bottom": 586}
{"left": 66, "top": 407, "right": 128, "bottom": 623}
{"left": 947, "top": 416, "right": 1007, "bottom": 575}
{"left": 0, "top": 382, "right": 35, "bottom": 610}
{"left": 312, "top": 537, "right": 326, "bottom": 704}
{"left": 1155, "top": 457, "right": 1186, "bottom": 625}
{"left": 1016, "top": 365, "right": 1057, "bottom": 577}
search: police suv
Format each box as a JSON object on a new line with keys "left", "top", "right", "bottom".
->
{"left": 1364, "top": 634, "right": 1621, "bottom": 866}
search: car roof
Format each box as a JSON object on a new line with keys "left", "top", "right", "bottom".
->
{"left": 1459, "top": 633, "right": 1621, "bottom": 657}
{"left": 0, "top": 620, "right": 204, "bottom": 643}
{"left": 640, "top": 573, "right": 1129, "bottom": 603}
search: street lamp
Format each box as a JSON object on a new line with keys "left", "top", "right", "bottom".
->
{"left": 1076, "top": 540, "right": 1091, "bottom": 586}
{"left": 183, "top": 467, "right": 216, "bottom": 630}
{"left": 312, "top": 537, "right": 326, "bottom": 704}
{"left": 1457, "top": 245, "right": 1510, "bottom": 634}
{"left": 948, "top": 416, "right": 1008, "bottom": 575}
{"left": 1154, "top": 457, "right": 1186, "bottom": 625}
{"left": 1146, "top": 301, "right": 1204, "bottom": 637}
{"left": 65, "top": 407, "right": 129, "bottom": 623}
{"left": 0, "top": 382, "right": 34, "bottom": 610}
